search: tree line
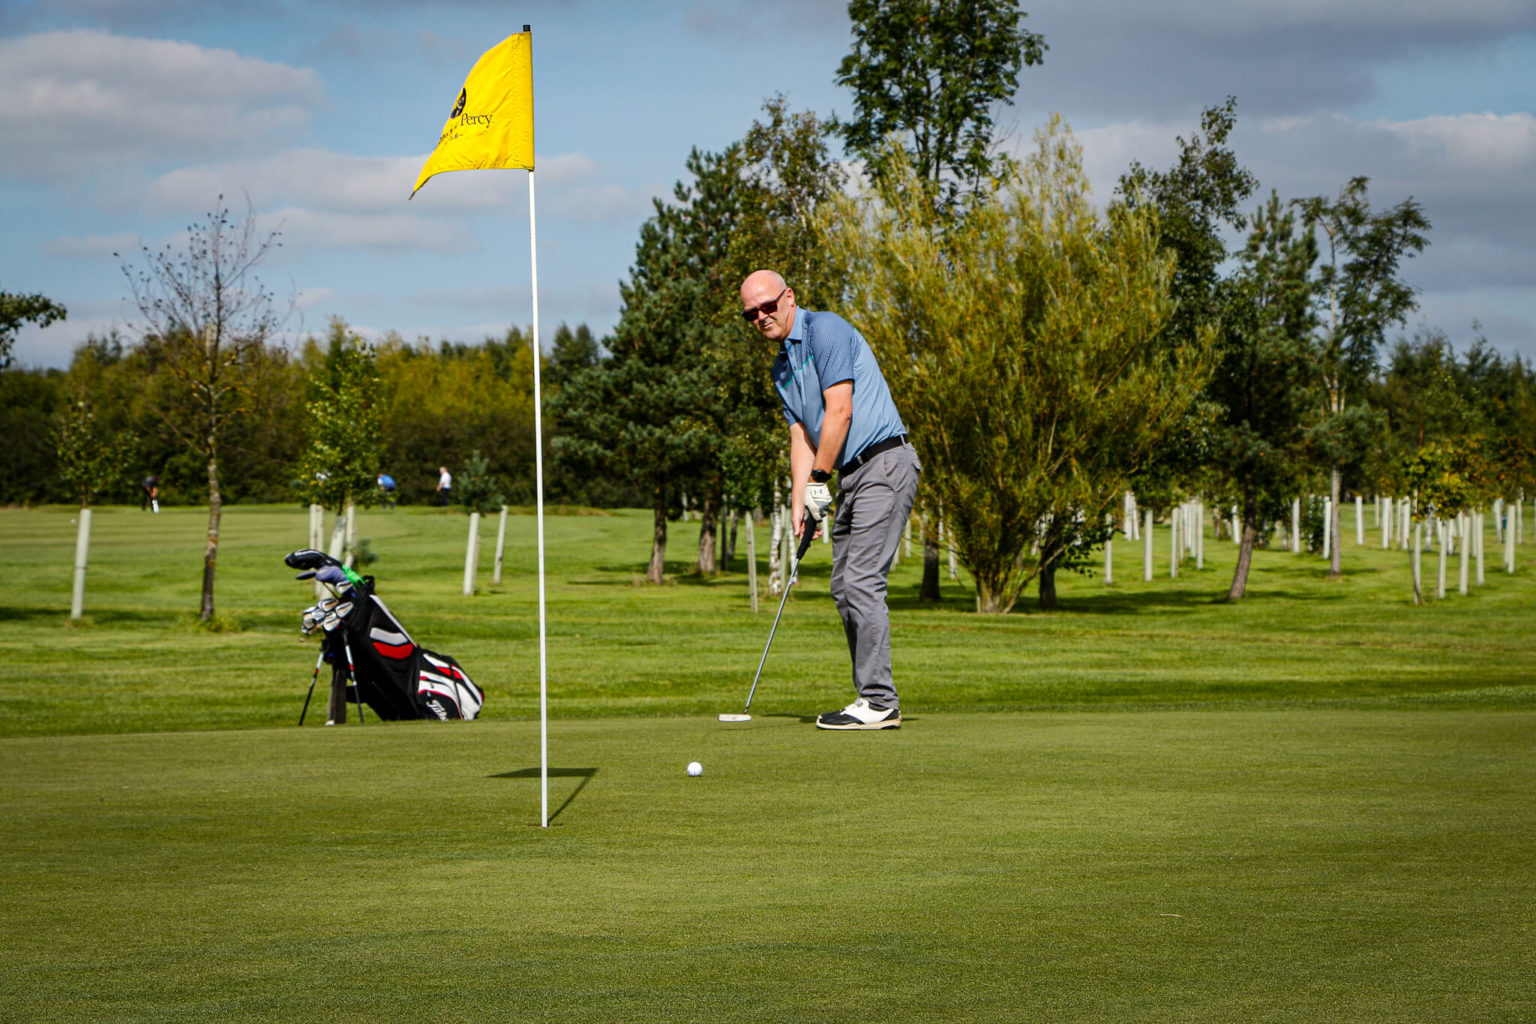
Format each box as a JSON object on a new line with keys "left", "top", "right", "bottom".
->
{"left": 5, "top": 0, "right": 1535, "bottom": 617}
{"left": 0, "top": 316, "right": 621, "bottom": 510}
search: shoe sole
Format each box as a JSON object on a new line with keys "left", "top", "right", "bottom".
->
{"left": 815, "top": 718, "right": 901, "bottom": 730}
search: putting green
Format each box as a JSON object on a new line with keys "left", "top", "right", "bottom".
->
{"left": 3, "top": 710, "right": 1532, "bottom": 1022}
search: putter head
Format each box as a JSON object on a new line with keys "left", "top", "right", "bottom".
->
{"left": 717, "top": 713, "right": 751, "bottom": 722}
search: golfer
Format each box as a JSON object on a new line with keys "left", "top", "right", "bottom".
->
{"left": 740, "top": 270, "right": 920, "bottom": 730}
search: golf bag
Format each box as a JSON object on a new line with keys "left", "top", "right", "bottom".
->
{"left": 290, "top": 551, "right": 484, "bottom": 722}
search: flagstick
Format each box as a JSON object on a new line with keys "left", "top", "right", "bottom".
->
{"left": 528, "top": 167, "right": 550, "bottom": 828}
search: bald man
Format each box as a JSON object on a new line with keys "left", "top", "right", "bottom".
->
{"left": 740, "top": 270, "right": 921, "bottom": 730}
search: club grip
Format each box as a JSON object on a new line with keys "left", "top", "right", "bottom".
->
{"left": 795, "top": 516, "right": 819, "bottom": 561}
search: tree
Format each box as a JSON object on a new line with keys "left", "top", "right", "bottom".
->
{"left": 119, "top": 196, "right": 287, "bottom": 621}
{"left": 1400, "top": 438, "right": 1486, "bottom": 604}
{"left": 0, "top": 289, "right": 66, "bottom": 371}
{"left": 823, "top": 121, "right": 1215, "bottom": 612}
{"left": 296, "top": 319, "right": 382, "bottom": 516}
{"left": 1210, "top": 192, "right": 1321, "bottom": 599}
{"left": 54, "top": 400, "right": 139, "bottom": 509}
{"left": 1297, "top": 178, "right": 1430, "bottom": 578}
{"left": 456, "top": 449, "right": 505, "bottom": 515}
{"left": 1117, "top": 98, "right": 1258, "bottom": 356}
{"left": 835, "top": 0, "right": 1046, "bottom": 212}
{"left": 547, "top": 323, "right": 602, "bottom": 390}
{"left": 1115, "top": 98, "right": 1261, "bottom": 559}
{"left": 838, "top": 4, "right": 1046, "bottom": 596}
{"left": 556, "top": 144, "right": 747, "bottom": 582}
{"left": 0, "top": 366, "right": 67, "bottom": 504}
{"left": 376, "top": 331, "right": 538, "bottom": 504}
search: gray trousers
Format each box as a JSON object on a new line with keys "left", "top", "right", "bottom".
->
{"left": 830, "top": 442, "right": 921, "bottom": 710}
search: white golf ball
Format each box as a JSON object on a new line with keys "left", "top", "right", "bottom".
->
{"left": 686, "top": 761, "right": 703, "bottom": 777}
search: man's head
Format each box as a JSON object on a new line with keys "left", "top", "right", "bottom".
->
{"left": 740, "top": 270, "right": 796, "bottom": 342}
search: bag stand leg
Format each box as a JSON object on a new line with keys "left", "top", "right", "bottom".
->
{"left": 299, "top": 648, "right": 324, "bottom": 726}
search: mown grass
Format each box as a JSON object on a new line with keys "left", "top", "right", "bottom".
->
{"left": 0, "top": 503, "right": 1533, "bottom": 736}
{"left": 2, "top": 711, "right": 1533, "bottom": 1022}
{"left": 2, "top": 504, "right": 1533, "bottom": 1021}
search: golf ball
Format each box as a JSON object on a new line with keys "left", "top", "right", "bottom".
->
{"left": 686, "top": 761, "right": 703, "bottom": 777}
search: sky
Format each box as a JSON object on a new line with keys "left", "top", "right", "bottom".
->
{"left": 3, "top": 0, "right": 1534, "bottom": 369}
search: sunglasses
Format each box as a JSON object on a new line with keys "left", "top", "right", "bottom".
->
{"left": 741, "top": 287, "right": 788, "bottom": 322}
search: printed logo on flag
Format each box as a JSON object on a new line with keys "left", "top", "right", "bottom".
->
{"left": 410, "top": 31, "right": 535, "bottom": 196}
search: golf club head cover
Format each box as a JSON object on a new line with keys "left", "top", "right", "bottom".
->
{"left": 285, "top": 548, "right": 338, "bottom": 572}
{"left": 314, "top": 565, "right": 350, "bottom": 587}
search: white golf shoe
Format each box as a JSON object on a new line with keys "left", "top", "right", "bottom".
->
{"left": 815, "top": 698, "right": 901, "bottom": 730}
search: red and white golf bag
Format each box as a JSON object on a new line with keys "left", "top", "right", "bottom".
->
{"left": 303, "top": 579, "right": 484, "bottom": 721}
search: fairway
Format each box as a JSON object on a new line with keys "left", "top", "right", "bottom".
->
{"left": 2, "top": 504, "right": 1535, "bottom": 1021}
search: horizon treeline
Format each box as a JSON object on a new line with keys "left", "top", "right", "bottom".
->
{"left": 0, "top": 319, "right": 637, "bottom": 509}
{"left": 2, "top": 313, "right": 1531, "bottom": 515}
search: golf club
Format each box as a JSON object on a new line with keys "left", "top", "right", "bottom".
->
{"left": 720, "top": 512, "right": 820, "bottom": 723}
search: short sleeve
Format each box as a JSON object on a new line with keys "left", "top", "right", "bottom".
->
{"left": 806, "top": 314, "right": 855, "bottom": 389}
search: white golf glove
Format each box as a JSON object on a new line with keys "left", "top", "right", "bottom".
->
{"left": 803, "top": 480, "right": 833, "bottom": 523}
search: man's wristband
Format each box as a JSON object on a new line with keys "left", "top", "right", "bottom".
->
{"left": 809, "top": 468, "right": 831, "bottom": 484}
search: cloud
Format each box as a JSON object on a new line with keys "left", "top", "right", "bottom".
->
{"left": 0, "top": 29, "right": 322, "bottom": 179}
{"left": 1066, "top": 111, "right": 1536, "bottom": 297}
{"left": 683, "top": 0, "right": 848, "bottom": 37}
{"left": 1020, "top": 0, "right": 1536, "bottom": 118}
{"left": 1052, "top": 108, "right": 1536, "bottom": 360}
{"left": 40, "top": 231, "right": 141, "bottom": 258}
{"left": 139, "top": 148, "right": 605, "bottom": 214}
{"left": 295, "top": 286, "right": 336, "bottom": 311}
{"left": 548, "top": 181, "right": 667, "bottom": 223}
{"left": 8, "top": 299, "right": 128, "bottom": 370}
{"left": 268, "top": 206, "right": 477, "bottom": 253}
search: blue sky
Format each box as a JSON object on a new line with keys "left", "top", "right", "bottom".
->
{"left": 3, "top": 0, "right": 1534, "bottom": 368}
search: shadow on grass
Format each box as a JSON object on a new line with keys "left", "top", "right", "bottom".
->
{"left": 572, "top": 560, "right": 834, "bottom": 586}
{"left": 760, "top": 711, "right": 921, "bottom": 727}
{"left": 490, "top": 766, "right": 598, "bottom": 823}
{"left": 0, "top": 606, "right": 194, "bottom": 627}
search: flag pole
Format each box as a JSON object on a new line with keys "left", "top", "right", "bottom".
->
{"left": 524, "top": 23, "right": 550, "bottom": 829}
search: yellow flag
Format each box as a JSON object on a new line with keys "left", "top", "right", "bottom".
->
{"left": 410, "top": 32, "right": 534, "bottom": 197}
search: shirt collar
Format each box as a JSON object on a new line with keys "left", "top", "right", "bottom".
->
{"left": 780, "top": 306, "right": 805, "bottom": 360}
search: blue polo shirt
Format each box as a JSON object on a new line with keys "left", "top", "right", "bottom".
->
{"left": 771, "top": 307, "right": 906, "bottom": 469}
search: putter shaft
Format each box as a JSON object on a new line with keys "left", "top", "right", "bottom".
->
{"left": 743, "top": 517, "right": 819, "bottom": 711}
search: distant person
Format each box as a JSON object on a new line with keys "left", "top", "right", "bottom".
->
{"left": 377, "top": 473, "right": 397, "bottom": 510}
{"left": 436, "top": 466, "right": 453, "bottom": 507}
{"left": 141, "top": 475, "right": 160, "bottom": 513}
